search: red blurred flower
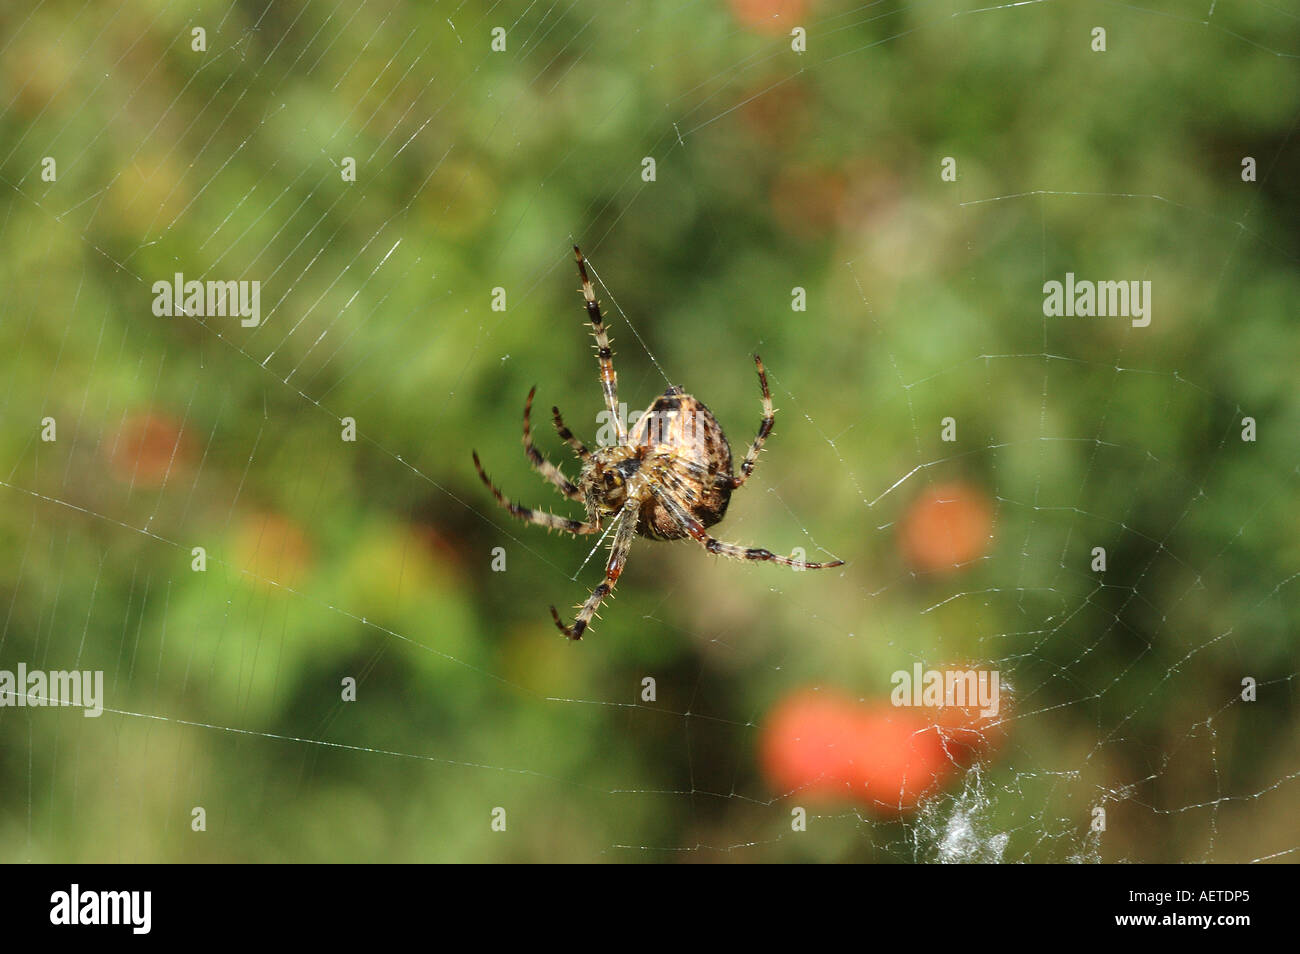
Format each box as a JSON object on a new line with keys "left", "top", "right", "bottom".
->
{"left": 727, "top": 0, "right": 813, "bottom": 36}
{"left": 760, "top": 687, "right": 1006, "bottom": 815}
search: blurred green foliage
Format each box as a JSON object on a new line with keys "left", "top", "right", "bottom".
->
{"left": 0, "top": 0, "right": 1297, "bottom": 861}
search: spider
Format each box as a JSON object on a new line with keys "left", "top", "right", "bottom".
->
{"left": 472, "top": 246, "right": 843, "bottom": 640}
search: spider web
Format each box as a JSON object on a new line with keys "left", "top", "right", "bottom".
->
{"left": 1, "top": 0, "right": 1297, "bottom": 863}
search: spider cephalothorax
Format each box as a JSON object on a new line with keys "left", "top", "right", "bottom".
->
{"left": 472, "top": 246, "right": 843, "bottom": 640}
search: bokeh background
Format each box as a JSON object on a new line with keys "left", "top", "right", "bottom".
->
{"left": 1, "top": 0, "right": 1297, "bottom": 862}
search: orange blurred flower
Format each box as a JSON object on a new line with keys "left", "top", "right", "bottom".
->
{"left": 107, "top": 412, "right": 192, "bottom": 487}
{"left": 899, "top": 481, "right": 993, "bottom": 572}
{"left": 232, "top": 512, "right": 314, "bottom": 590}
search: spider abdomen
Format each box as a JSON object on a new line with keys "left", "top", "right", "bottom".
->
{"left": 632, "top": 388, "right": 733, "bottom": 539}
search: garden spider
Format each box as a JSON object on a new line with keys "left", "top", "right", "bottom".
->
{"left": 472, "top": 246, "right": 843, "bottom": 639}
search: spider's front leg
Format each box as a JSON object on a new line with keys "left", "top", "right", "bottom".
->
{"left": 472, "top": 450, "right": 598, "bottom": 535}
{"left": 522, "top": 387, "right": 582, "bottom": 500}
{"left": 551, "top": 495, "right": 641, "bottom": 639}
{"left": 551, "top": 404, "right": 590, "bottom": 461}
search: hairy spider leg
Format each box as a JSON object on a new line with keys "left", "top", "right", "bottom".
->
{"left": 472, "top": 450, "right": 598, "bottom": 535}
{"left": 550, "top": 494, "right": 642, "bottom": 639}
{"left": 522, "top": 386, "right": 582, "bottom": 500}
{"left": 574, "top": 246, "right": 625, "bottom": 445}
{"left": 651, "top": 484, "right": 844, "bottom": 569}
{"left": 551, "top": 405, "right": 591, "bottom": 461}
{"left": 729, "top": 354, "right": 775, "bottom": 489}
